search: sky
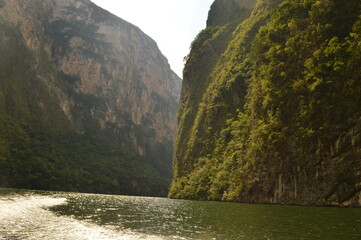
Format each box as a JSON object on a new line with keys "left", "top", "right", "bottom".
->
{"left": 90, "top": 0, "right": 214, "bottom": 77}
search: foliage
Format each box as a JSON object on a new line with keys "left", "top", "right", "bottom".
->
{"left": 170, "top": 0, "right": 361, "bottom": 205}
{"left": 0, "top": 112, "right": 169, "bottom": 196}
{"left": 0, "top": 5, "right": 175, "bottom": 197}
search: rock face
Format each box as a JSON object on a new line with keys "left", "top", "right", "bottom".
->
{"left": 206, "top": 0, "right": 255, "bottom": 26}
{"left": 0, "top": 0, "right": 181, "bottom": 196}
{"left": 169, "top": 0, "right": 361, "bottom": 207}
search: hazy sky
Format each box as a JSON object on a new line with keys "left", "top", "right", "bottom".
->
{"left": 90, "top": 0, "right": 214, "bottom": 77}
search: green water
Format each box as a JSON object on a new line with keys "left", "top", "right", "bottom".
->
{"left": 0, "top": 188, "right": 360, "bottom": 239}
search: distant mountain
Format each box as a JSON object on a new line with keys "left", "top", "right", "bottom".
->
{"left": 169, "top": 0, "right": 361, "bottom": 207}
{"left": 0, "top": 0, "right": 181, "bottom": 196}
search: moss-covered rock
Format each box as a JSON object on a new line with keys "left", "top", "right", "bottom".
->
{"left": 170, "top": 0, "right": 361, "bottom": 207}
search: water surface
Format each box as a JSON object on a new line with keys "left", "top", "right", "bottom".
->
{"left": 0, "top": 188, "right": 360, "bottom": 239}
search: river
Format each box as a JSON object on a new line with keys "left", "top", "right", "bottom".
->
{"left": 0, "top": 188, "right": 360, "bottom": 239}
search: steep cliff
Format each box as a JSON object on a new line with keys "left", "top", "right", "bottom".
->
{"left": 0, "top": 0, "right": 181, "bottom": 196}
{"left": 169, "top": 0, "right": 361, "bottom": 207}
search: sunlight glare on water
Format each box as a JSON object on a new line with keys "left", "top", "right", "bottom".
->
{"left": 0, "top": 194, "right": 164, "bottom": 240}
{"left": 0, "top": 188, "right": 360, "bottom": 240}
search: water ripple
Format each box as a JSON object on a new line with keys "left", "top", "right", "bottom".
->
{"left": 0, "top": 196, "right": 165, "bottom": 240}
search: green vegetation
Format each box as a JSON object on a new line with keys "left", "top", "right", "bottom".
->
{"left": 0, "top": 112, "right": 168, "bottom": 196}
{"left": 0, "top": 3, "right": 175, "bottom": 197}
{"left": 170, "top": 0, "right": 361, "bottom": 206}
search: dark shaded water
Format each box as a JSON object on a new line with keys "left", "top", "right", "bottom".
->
{"left": 0, "top": 188, "right": 360, "bottom": 239}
